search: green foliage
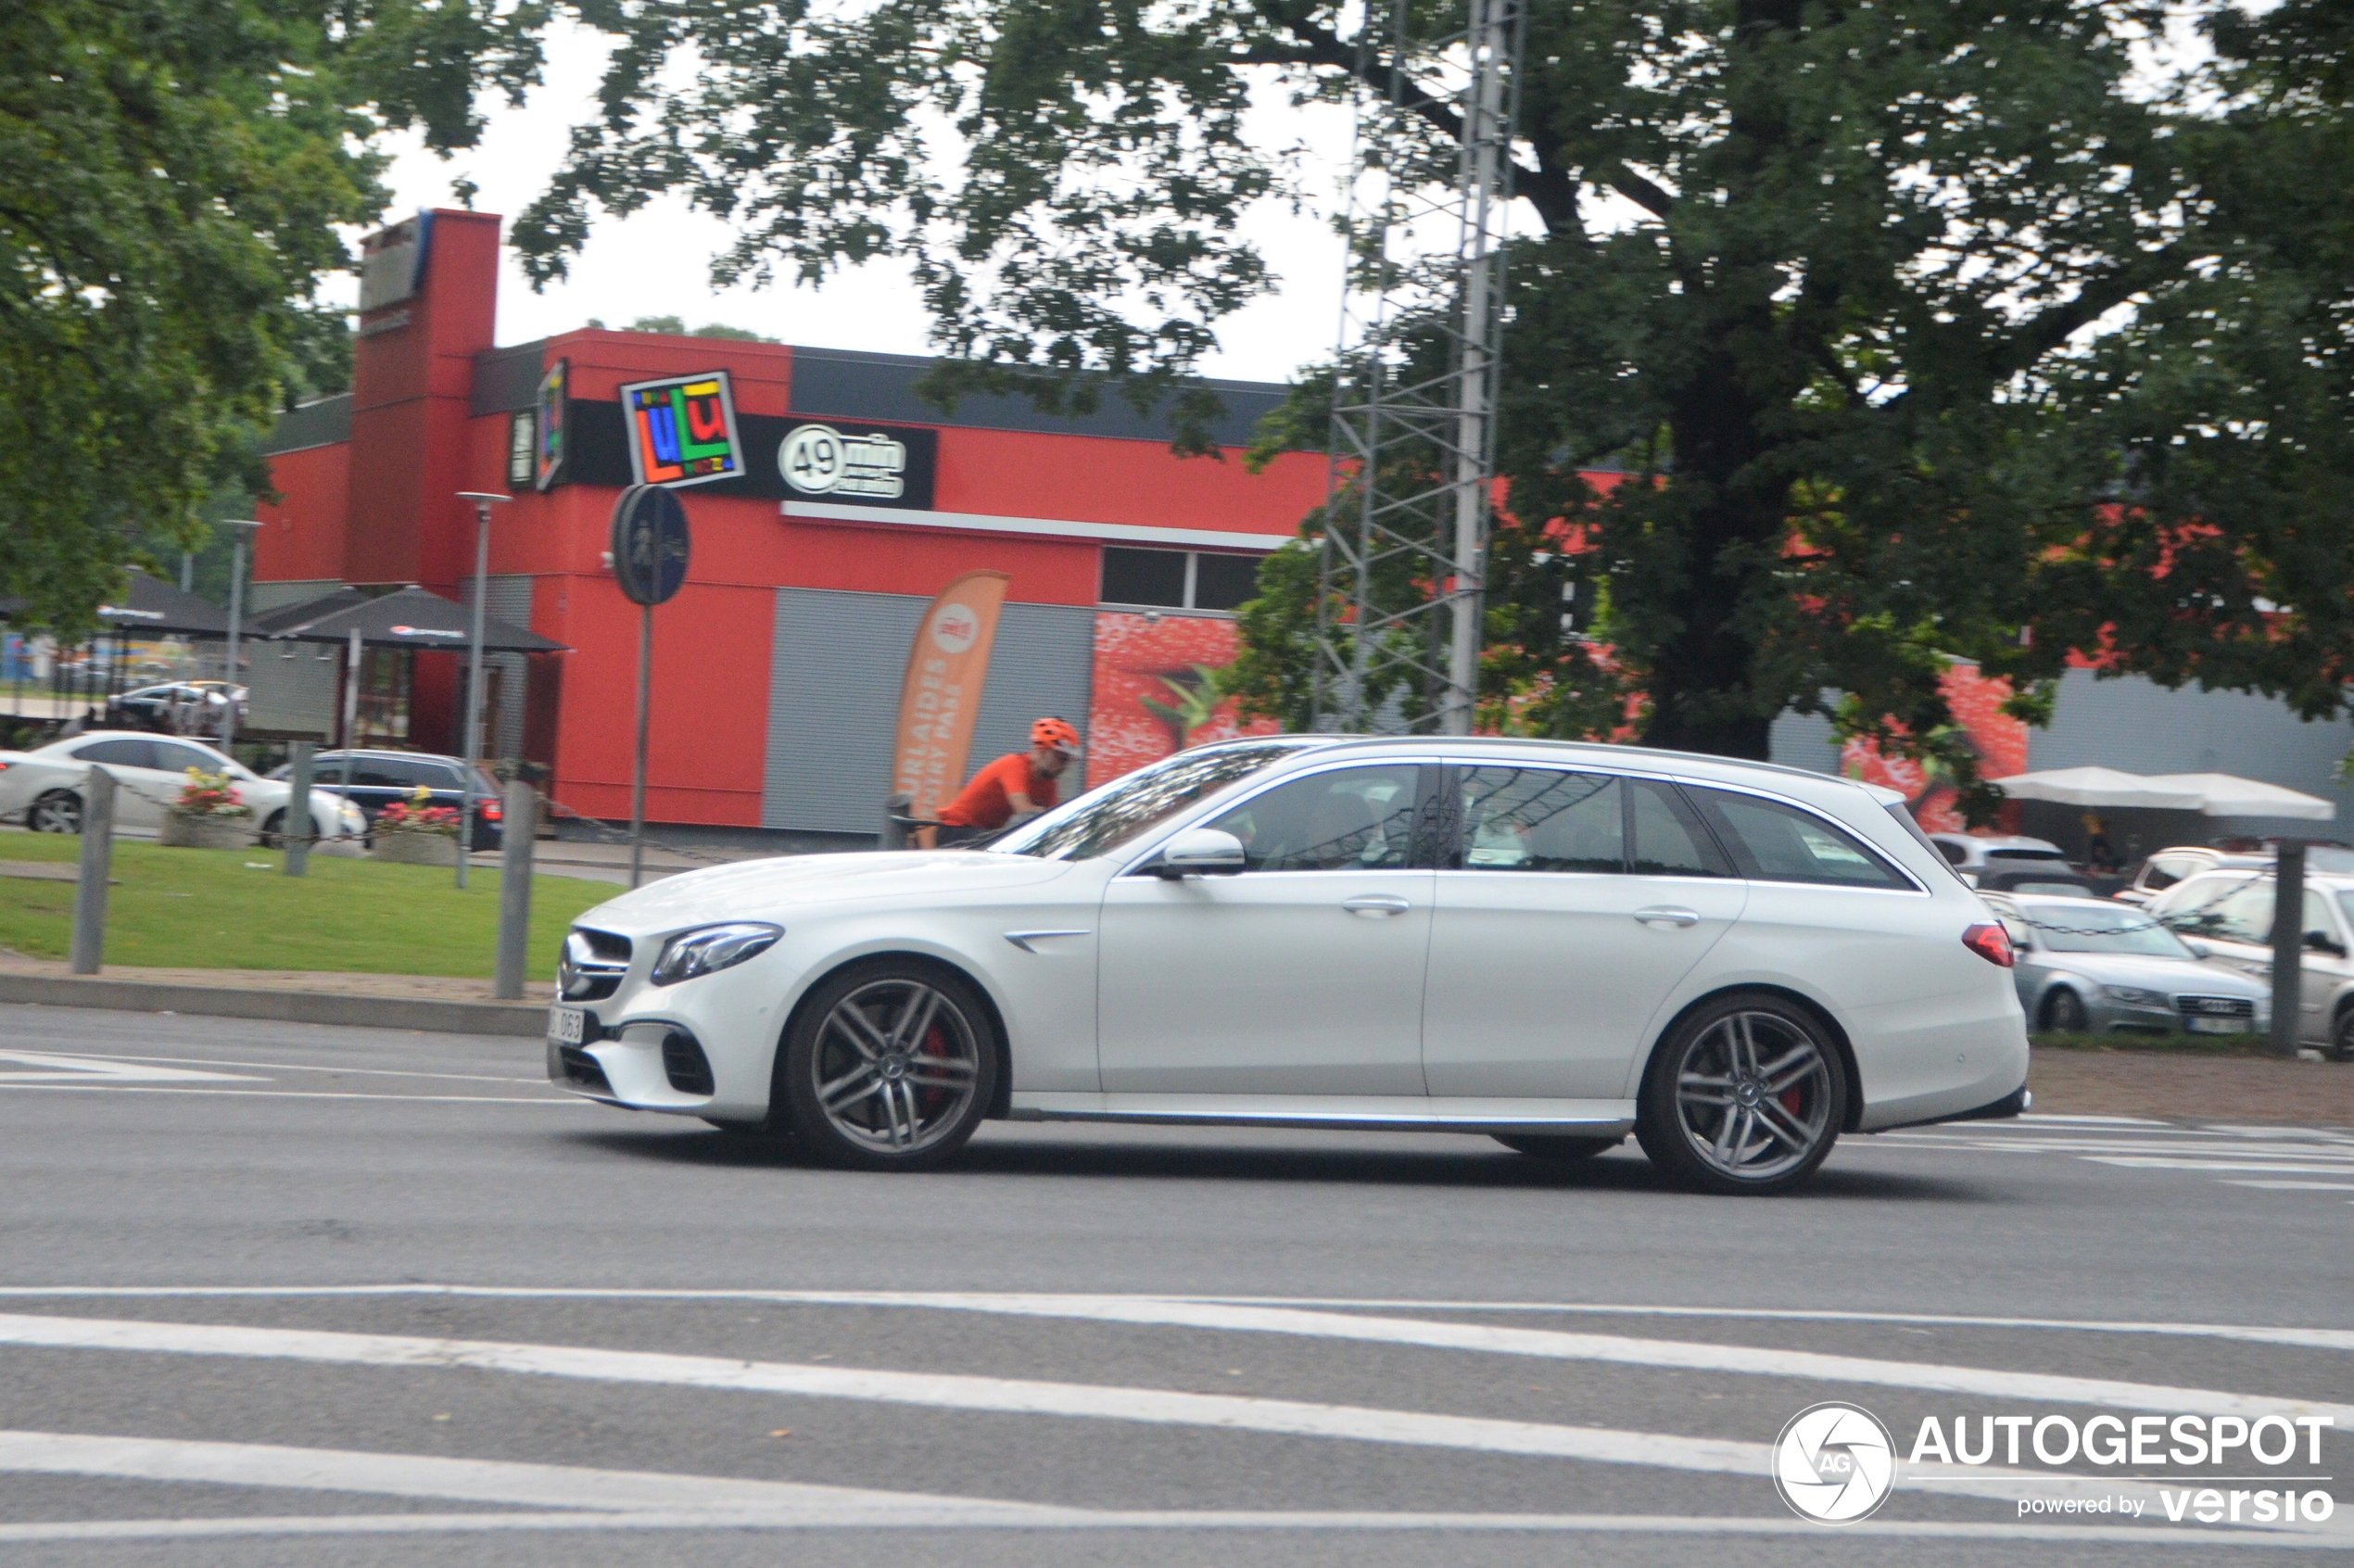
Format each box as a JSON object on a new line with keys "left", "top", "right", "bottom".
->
{"left": 522, "top": 1, "right": 2354, "bottom": 797}
{"left": 614, "top": 315, "right": 779, "bottom": 342}
{"left": 0, "top": 0, "right": 543, "bottom": 637}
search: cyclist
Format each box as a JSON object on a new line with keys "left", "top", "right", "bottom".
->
{"left": 935, "top": 718, "right": 1080, "bottom": 844}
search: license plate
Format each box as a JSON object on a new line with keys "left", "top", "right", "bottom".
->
{"left": 547, "top": 1005, "right": 586, "bottom": 1045}
{"left": 2187, "top": 1016, "right": 2246, "bottom": 1034}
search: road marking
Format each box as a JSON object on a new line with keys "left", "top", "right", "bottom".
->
{"left": 2222, "top": 1182, "right": 2354, "bottom": 1192}
{"left": 0, "top": 1051, "right": 259, "bottom": 1085}
{"left": 3, "top": 1285, "right": 2349, "bottom": 1353}
{"left": 0, "top": 1085, "right": 576, "bottom": 1106}
{"left": 0, "top": 1050, "right": 542, "bottom": 1085}
{"left": 0, "top": 1313, "right": 2342, "bottom": 1528}
{"left": 2085, "top": 1158, "right": 2354, "bottom": 1176}
{"left": 0, "top": 1432, "right": 2335, "bottom": 1546}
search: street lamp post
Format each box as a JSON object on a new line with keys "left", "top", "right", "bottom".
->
{"left": 217, "top": 521, "right": 263, "bottom": 751}
{"left": 453, "top": 493, "right": 513, "bottom": 890}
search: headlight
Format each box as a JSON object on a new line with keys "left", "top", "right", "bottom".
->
{"left": 2100, "top": 984, "right": 2164, "bottom": 1006}
{"left": 651, "top": 923, "right": 782, "bottom": 986}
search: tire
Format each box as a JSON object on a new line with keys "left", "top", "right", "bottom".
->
{"left": 2041, "top": 988, "right": 2088, "bottom": 1034}
{"left": 258, "top": 810, "right": 289, "bottom": 850}
{"left": 30, "top": 790, "right": 82, "bottom": 834}
{"left": 2332, "top": 1008, "right": 2354, "bottom": 1065}
{"left": 1494, "top": 1133, "right": 1624, "bottom": 1162}
{"left": 776, "top": 960, "right": 999, "bottom": 1171}
{"left": 1634, "top": 993, "right": 1849, "bottom": 1195}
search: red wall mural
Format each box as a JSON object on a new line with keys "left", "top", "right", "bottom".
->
{"left": 1086, "top": 612, "right": 1279, "bottom": 790}
{"left": 1836, "top": 661, "right": 2030, "bottom": 833}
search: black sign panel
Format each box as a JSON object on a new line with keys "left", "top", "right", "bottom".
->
{"left": 558, "top": 404, "right": 937, "bottom": 510}
{"left": 610, "top": 485, "right": 691, "bottom": 606}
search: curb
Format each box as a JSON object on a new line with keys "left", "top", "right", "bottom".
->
{"left": 0, "top": 973, "right": 546, "bottom": 1039}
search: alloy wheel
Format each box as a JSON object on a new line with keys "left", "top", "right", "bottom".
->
{"left": 1671, "top": 1010, "right": 1835, "bottom": 1183}
{"left": 30, "top": 792, "right": 82, "bottom": 834}
{"left": 809, "top": 978, "right": 983, "bottom": 1157}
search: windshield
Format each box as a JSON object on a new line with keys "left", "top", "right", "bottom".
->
{"left": 991, "top": 740, "right": 1312, "bottom": 860}
{"left": 2018, "top": 904, "right": 2194, "bottom": 957}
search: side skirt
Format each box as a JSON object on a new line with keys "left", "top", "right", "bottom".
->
{"left": 1006, "top": 1093, "right": 1637, "bottom": 1138}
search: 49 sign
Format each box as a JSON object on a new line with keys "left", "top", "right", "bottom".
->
{"left": 779, "top": 423, "right": 910, "bottom": 500}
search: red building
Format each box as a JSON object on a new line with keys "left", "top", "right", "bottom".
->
{"left": 255, "top": 210, "right": 1324, "bottom": 840}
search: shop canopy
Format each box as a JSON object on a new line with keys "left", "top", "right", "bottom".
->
{"left": 1990, "top": 766, "right": 2334, "bottom": 819}
{"left": 0, "top": 569, "right": 232, "bottom": 637}
{"left": 253, "top": 585, "right": 565, "bottom": 653}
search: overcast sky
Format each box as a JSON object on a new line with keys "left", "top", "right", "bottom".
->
{"left": 349, "top": 19, "right": 1351, "bottom": 387}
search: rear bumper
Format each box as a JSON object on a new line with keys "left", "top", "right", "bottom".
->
{"left": 1869, "top": 1082, "right": 2031, "bottom": 1134}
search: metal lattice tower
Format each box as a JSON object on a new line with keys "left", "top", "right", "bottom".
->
{"left": 1314, "top": 0, "right": 1523, "bottom": 735}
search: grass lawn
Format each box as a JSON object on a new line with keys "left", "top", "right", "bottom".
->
{"left": 0, "top": 834, "right": 615, "bottom": 978}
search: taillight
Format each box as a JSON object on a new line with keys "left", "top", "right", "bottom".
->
{"left": 1962, "top": 922, "right": 2015, "bottom": 968}
{"left": 482, "top": 803, "right": 501, "bottom": 820}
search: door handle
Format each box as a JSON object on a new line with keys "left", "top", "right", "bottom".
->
{"left": 1634, "top": 906, "right": 1701, "bottom": 929}
{"left": 1341, "top": 894, "right": 1411, "bottom": 917}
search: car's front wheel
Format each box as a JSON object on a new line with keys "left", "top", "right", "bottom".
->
{"left": 2332, "top": 1007, "right": 2354, "bottom": 1064}
{"left": 30, "top": 790, "right": 82, "bottom": 834}
{"left": 2042, "top": 988, "right": 2087, "bottom": 1034}
{"left": 1635, "top": 993, "right": 1848, "bottom": 1195}
{"left": 777, "top": 961, "right": 998, "bottom": 1170}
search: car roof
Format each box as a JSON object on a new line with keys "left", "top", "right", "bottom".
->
{"left": 1260, "top": 734, "right": 1903, "bottom": 808}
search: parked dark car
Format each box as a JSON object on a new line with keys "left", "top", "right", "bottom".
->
{"left": 268, "top": 749, "right": 505, "bottom": 850}
{"left": 1972, "top": 866, "right": 2107, "bottom": 898}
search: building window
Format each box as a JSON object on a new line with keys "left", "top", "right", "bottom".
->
{"left": 1101, "top": 547, "right": 1263, "bottom": 614}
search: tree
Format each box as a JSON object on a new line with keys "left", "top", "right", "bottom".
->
{"left": 517, "top": 2, "right": 2348, "bottom": 790}
{"left": 1, "top": 0, "right": 542, "bottom": 635}
{"left": 608, "top": 315, "right": 780, "bottom": 342}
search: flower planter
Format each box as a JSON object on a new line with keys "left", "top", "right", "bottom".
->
{"left": 371, "top": 829, "right": 462, "bottom": 866}
{"left": 158, "top": 813, "right": 254, "bottom": 851}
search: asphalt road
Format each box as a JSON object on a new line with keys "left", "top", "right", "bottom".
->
{"left": 0, "top": 1000, "right": 2347, "bottom": 1566}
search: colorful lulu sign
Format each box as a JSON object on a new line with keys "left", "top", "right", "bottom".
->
{"left": 534, "top": 360, "right": 568, "bottom": 491}
{"left": 618, "top": 371, "right": 745, "bottom": 488}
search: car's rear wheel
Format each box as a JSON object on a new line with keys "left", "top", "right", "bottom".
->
{"left": 258, "top": 810, "right": 291, "bottom": 849}
{"left": 1493, "top": 1133, "right": 1623, "bottom": 1162}
{"left": 778, "top": 961, "right": 998, "bottom": 1170}
{"left": 2042, "top": 988, "right": 2088, "bottom": 1034}
{"left": 30, "top": 790, "right": 82, "bottom": 834}
{"left": 2332, "top": 1007, "right": 2354, "bottom": 1064}
{"left": 1635, "top": 994, "right": 1847, "bottom": 1195}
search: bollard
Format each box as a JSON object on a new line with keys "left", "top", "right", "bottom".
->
{"left": 2268, "top": 841, "right": 2305, "bottom": 1057}
{"left": 492, "top": 778, "right": 537, "bottom": 1000}
{"left": 880, "top": 790, "right": 913, "bottom": 852}
{"left": 284, "top": 740, "right": 314, "bottom": 878}
{"left": 69, "top": 766, "right": 116, "bottom": 975}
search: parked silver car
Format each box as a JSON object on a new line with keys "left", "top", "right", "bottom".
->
{"left": 2114, "top": 846, "right": 2271, "bottom": 907}
{"left": 1927, "top": 833, "right": 2078, "bottom": 890}
{"left": 2145, "top": 870, "right": 2354, "bottom": 1057}
{"left": 1983, "top": 892, "right": 2271, "bottom": 1038}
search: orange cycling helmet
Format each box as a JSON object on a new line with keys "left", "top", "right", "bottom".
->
{"left": 1031, "top": 716, "right": 1081, "bottom": 754}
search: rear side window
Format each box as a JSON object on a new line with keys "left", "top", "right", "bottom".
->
{"left": 1687, "top": 789, "right": 1914, "bottom": 890}
{"left": 74, "top": 739, "right": 158, "bottom": 769}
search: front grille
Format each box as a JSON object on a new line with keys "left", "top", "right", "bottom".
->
{"left": 2176, "top": 994, "right": 2256, "bottom": 1018}
{"left": 560, "top": 928, "right": 631, "bottom": 1001}
{"left": 660, "top": 1030, "right": 715, "bottom": 1096}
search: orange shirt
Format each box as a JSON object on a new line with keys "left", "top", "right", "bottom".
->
{"left": 937, "top": 752, "right": 1059, "bottom": 828}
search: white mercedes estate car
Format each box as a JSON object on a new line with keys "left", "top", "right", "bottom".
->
{"left": 549, "top": 738, "right": 2030, "bottom": 1194}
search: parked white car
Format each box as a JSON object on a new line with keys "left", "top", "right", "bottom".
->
{"left": 548, "top": 737, "right": 2030, "bottom": 1195}
{"left": 0, "top": 731, "right": 365, "bottom": 844}
{"left": 2146, "top": 868, "right": 2354, "bottom": 1057}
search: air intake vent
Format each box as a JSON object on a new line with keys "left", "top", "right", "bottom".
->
{"left": 661, "top": 1030, "right": 715, "bottom": 1096}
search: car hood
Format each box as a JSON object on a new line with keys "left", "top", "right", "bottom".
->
{"left": 2031, "top": 952, "right": 2269, "bottom": 996}
{"left": 574, "top": 850, "right": 1084, "bottom": 935}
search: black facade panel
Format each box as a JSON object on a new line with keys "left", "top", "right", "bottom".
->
{"left": 471, "top": 341, "right": 548, "bottom": 416}
{"left": 787, "top": 348, "right": 1294, "bottom": 449}
{"left": 261, "top": 394, "right": 353, "bottom": 456}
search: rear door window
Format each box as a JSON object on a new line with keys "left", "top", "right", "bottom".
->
{"left": 1630, "top": 780, "right": 1732, "bottom": 877}
{"left": 1685, "top": 789, "right": 1914, "bottom": 890}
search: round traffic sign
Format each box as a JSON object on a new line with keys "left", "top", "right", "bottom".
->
{"left": 610, "top": 484, "right": 691, "bottom": 606}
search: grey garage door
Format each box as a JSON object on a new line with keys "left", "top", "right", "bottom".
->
{"left": 764, "top": 588, "right": 1095, "bottom": 834}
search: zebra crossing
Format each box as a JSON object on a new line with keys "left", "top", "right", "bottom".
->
{"left": 1878, "top": 1114, "right": 2354, "bottom": 1197}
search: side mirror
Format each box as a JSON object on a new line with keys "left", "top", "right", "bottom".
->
{"left": 2303, "top": 930, "right": 2348, "bottom": 958}
{"left": 1155, "top": 828, "right": 1246, "bottom": 879}
{"left": 2183, "top": 938, "right": 2211, "bottom": 960}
